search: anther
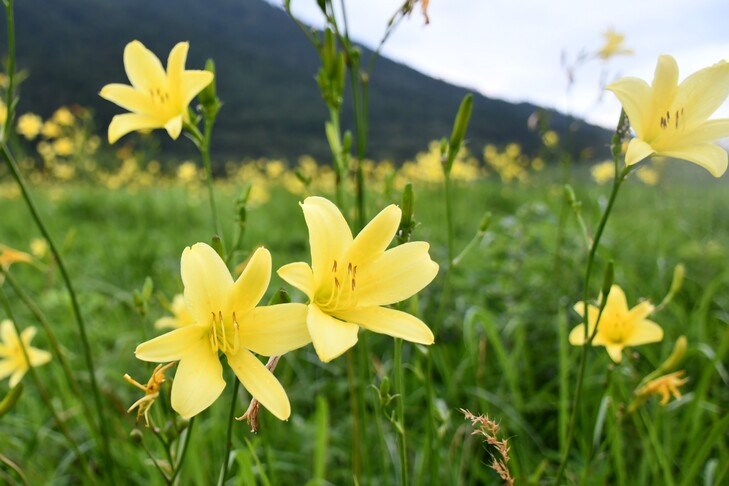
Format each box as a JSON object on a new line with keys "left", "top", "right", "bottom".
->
{"left": 348, "top": 262, "right": 352, "bottom": 275}
{"left": 334, "top": 276, "right": 340, "bottom": 288}
{"left": 219, "top": 311, "right": 226, "bottom": 352}
{"left": 332, "top": 260, "right": 338, "bottom": 273}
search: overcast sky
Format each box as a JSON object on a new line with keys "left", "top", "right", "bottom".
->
{"left": 269, "top": 0, "right": 729, "bottom": 129}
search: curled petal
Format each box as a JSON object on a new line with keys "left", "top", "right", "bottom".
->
{"left": 625, "top": 138, "right": 656, "bottom": 167}
{"left": 108, "top": 113, "right": 162, "bottom": 144}
{"left": 606, "top": 345, "right": 624, "bottom": 363}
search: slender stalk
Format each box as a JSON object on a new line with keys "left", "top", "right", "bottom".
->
{"left": 435, "top": 173, "right": 455, "bottom": 330}
{"left": 219, "top": 379, "right": 240, "bottom": 486}
{"left": 345, "top": 351, "right": 362, "bottom": 481}
{"left": 554, "top": 111, "right": 631, "bottom": 484}
{"left": 1, "top": 0, "right": 15, "bottom": 143}
{"left": 185, "top": 121, "right": 219, "bottom": 236}
{"left": 170, "top": 417, "right": 195, "bottom": 485}
{"left": 394, "top": 338, "right": 408, "bottom": 486}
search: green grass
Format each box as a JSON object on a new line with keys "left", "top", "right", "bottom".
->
{"left": 1, "top": 165, "right": 728, "bottom": 485}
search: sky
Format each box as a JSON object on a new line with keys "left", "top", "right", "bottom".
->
{"left": 269, "top": 0, "right": 729, "bottom": 129}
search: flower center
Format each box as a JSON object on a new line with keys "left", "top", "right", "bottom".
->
{"left": 316, "top": 258, "right": 359, "bottom": 312}
{"left": 658, "top": 108, "right": 684, "bottom": 132}
{"left": 208, "top": 311, "right": 240, "bottom": 355}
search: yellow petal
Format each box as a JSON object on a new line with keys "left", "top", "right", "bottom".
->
{"left": 625, "top": 319, "right": 664, "bottom": 346}
{"left": 307, "top": 304, "right": 358, "bottom": 362}
{"left": 674, "top": 59, "right": 729, "bottom": 126}
{"left": 568, "top": 324, "right": 590, "bottom": 345}
{"left": 277, "top": 261, "right": 315, "bottom": 300}
{"left": 181, "top": 71, "right": 214, "bottom": 107}
{"left": 123, "top": 40, "right": 167, "bottom": 93}
{"left": 606, "top": 76, "right": 651, "bottom": 137}
{"left": 108, "top": 113, "right": 162, "bottom": 143}
{"left": 19, "top": 326, "right": 36, "bottom": 344}
{"left": 606, "top": 285, "right": 628, "bottom": 313}
{"left": 606, "top": 345, "right": 624, "bottom": 363}
{"left": 0, "top": 320, "right": 17, "bottom": 345}
{"left": 627, "top": 300, "right": 654, "bottom": 323}
{"left": 625, "top": 138, "right": 656, "bottom": 166}
{"left": 135, "top": 325, "right": 208, "bottom": 362}
{"left": 166, "top": 42, "right": 189, "bottom": 107}
{"left": 226, "top": 247, "right": 271, "bottom": 317}
{"left": 0, "top": 360, "right": 15, "bottom": 381}
{"left": 9, "top": 369, "right": 25, "bottom": 388}
{"left": 301, "top": 197, "right": 353, "bottom": 279}
{"left": 227, "top": 348, "right": 291, "bottom": 420}
{"left": 348, "top": 204, "right": 400, "bottom": 263}
{"left": 181, "top": 243, "right": 233, "bottom": 325}
{"left": 659, "top": 143, "right": 728, "bottom": 177}
{"left": 356, "top": 242, "right": 439, "bottom": 307}
{"left": 680, "top": 119, "right": 729, "bottom": 146}
{"left": 99, "top": 83, "right": 152, "bottom": 115}
{"left": 171, "top": 342, "right": 226, "bottom": 418}
{"left": 333, "top": 306, "right": 434, "bottom": 345}
{"left": 28, "top": 348, "right": 51, "bottom": 367}
{"left": 164, "top": 115, "right": 183, "bottom": 140}
{"left": 238, "top": 303, "right": 310, "bottom": 356}
{"left": 652, "top": 55, "right": 679, "bottom": 109}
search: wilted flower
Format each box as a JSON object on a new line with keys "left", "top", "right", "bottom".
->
{"left": 569, "top": 284, "right": 663, "bottom": 363}
{"left": 0, "top": 320, "right": 52, "bottom": 387}
{"left": 100, "top": 41, "right": 214, "bottom": 143}
{"left": 123, "top": 362, "right": 175, "bottom": 426}
{"left": 635, "top": 370, "right": 688, "bottom": 405}
{"left": 278, "top": 197, "right": 438, "bottom": 362}
{"left": 607, "top": 55, "right": 729, "bottom": 177}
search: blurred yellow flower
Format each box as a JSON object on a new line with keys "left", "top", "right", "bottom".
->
{"left": 41, "top": 121, "right": 61, "bottom": 139}
{"left": 0, "top": 244, "right": 33, "bottom": 269}
{"left": 635, "top": 370, "right": 688, "bottom": 405}
{"left": 16, "top": 113, "right": 42, "bottom": 140}
{"left": 100, "top": 40, "right": 213, "bottom": 143}
{"left": 0, "top": 320, "right": 52, "bottom": 387}
{"left": 636, "top": 166, "right": 659, "bottom": 185}
{"left": 154, "top": 294, "right": 195, "bottom": 329}
{"left": 597, "top": 28, "right": 633, "bottom": 60}
{"left": 0, "top": 99, "right": 7, "bottom": 125}
{"left": 52, "top": 107, "right": 75, "bottom": 126}
{"left": 542, "top": 130, "right": 559, "bottom": 147}
{"left": 607, "top": 55, "right": 729, "bottom": 177}
{"left": 278, "top": 197, "right": 438, "bottom": 362}
{"left": 569, "top": 285, "right": 663, "bottom": 363}
{"left": 136, "top": 244, "right": 309, "bottom": 419}
{"left": 591, "top": 161, "right": 615, "bottom": 184}
{"left": 176, "top": 161, "right": 198, "bottom": 183}
{"left": 52, "top": 137, "right": 74, "bottom": 157}
{"left": 29, "top": 239, "right": 48, "bottom": 259}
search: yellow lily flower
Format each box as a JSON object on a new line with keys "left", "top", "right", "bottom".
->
{"left": 135, "top": 243, "right": 309, "bottom": 420}
{"left": 0, "top": 320, "right": 52, "bottom": 387}
{"left": 278, "top": 196, "right": 439, "bottom": 363}
{"left": 607, "top": 55, "right": 729, "bottom": 177}
{"left": 569, "top": 285, "right": 663, "bottom": 363}
{"left": 154, "top": 294, "right": 195, "bottom": 329}
{"left": 100, "top": 40, "right": 213, "bottom": 144}
{"left": 596, "top": 28, "right": 633, "bottom": 60}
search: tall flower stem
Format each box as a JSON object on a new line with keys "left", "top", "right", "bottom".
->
{"left": 219, "top": 379, "right": 240, "bottom": 486}
{"left": 170, "top": 417, "right": 195, "bottom": 485}
{"left": 185, "top": 121, "right": 220, "bottom": 236}
{"left": 394, "top": 337, "right": 408, "bottom": 486}
{"left": 554, "top": 111, "right": 631, "bottom": 484}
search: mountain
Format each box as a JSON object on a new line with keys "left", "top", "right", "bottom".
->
{"left": 3, "top": 0, "right": 610, "bottom": 164}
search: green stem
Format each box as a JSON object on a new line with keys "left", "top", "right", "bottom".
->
{"left": 170, "top": 417, "right": 195, "bottom": 485}
{"left": 435, "top": 173, "right": 455, "bottom": 331}
{"left": 345, "top": 351, "right": 362, "bottom": 481}
{"left": 1, "top": 0, "right": 15, "bottom": 143}
{"left": 394, "top": 338, "right": 407, "bottom": 486}
{"left": 219, "top": 379, "right": 240, "bottom": 486}
{"left": 185, "top": 121, "right": 219, "bottom": 236}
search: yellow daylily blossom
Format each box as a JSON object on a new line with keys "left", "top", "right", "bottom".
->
{"left": 569, "top": 285, "right": 663, "bottom": 363}
{"left": 597, "top": 28, "right": 633, "bottom": 60}
{"left": 278, "top": 197, "right": 439, "bottom": 363}
{"left": 100, "top": 40, "right": 213, "bottom": 144}
{"left": 635, "top": 370, "right": 688, "bottom": 405}
{"left": 607, "top": 55, "right": 729, "bottom": 177}
{"left": 135, "top": 243, "right": 309, "bottom": 420}
{"left": 154, "top": 294, "right": 195, "bottom": 329}
{"left": 0, "top": 320, "right": 52, "bottom": 387}
{"left": 16, "top": 113, "right": 43, "bottom": 140}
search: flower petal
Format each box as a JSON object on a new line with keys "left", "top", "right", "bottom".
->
{"left": 301, "top": 197, "right": 353, "bottom": 280}
{"left": 606, "top": 345, "right": 624, "bottom": 363}
{"left": 0, "top": 320, "right": 16, "bottom": 345}
{"left": 123, "top": 40, "right": 167, "bottom": 93}
{"left": 28, "top": 348, "right": 52, "bottom": 368}
{"left": 660, "top": 142, "right": 728, "bottom": 177}
{"left": 674, "top": 59, "right": 729, "bottom": 126}
{"left": 625, "top": 138, "right": 656, "bottom": 166}
{"left": 680, "top": 119, "right": 729, "bottom": 146}
{"left": 164, "top": 115, "right": 183, "bottom": 140}
{"left": 99, "top": 83, "right": 152, "bottom": 115}
{"left": 0, "top": 359, "right": 16, "bottom": 381}
{"left": 227, "top": 349, "right": 291, "bottom": 420}
{"left": 356, "top": 242, "right": 439, "bottom": 307}
{"left": 606, "top": 76, "right": 651, "bottom": 137}
{"left": 181, "top": 243, "right": 233, "bottom": 325}
{"left": 171, "top": 342, "right": 225, "bottom": 418}
{"left": 135, "top": 325, "right": 208, "bottom": 362}
{"left": 568, "top": 324, "right": 588, "bottom": 345}
{"left": 166, "top": 42, "right": 189, "bottom": 107}
{"left": 9, "top": 369, "right": 25, "bottom": 388}
{"left": 277, "top": 261, "right": 315, "bottom": 300}
{"left": 108, "top": 113, "right": 162, "bottom": 144}
{"left": 625, "top": 319, "right": 664, "bottom": 346}
{"left": 238, "top": 303, "right": 310, "bottom": 356}
{"left": 307, "top": 304, "right": 358, "bottom": 362}
{"left": 627, "top": 300, "right": 654, "bottom": 323}
{"left": 348, "top": 204, "right": 401, "bottom": 263}
{"left": 181, "top": 71, "right": 214, "bottom": 107}
{"left": 333, "top": 306, "right": 434, "bottom": 345}
{"left": 226, "top": 247, "right": 271, "bottom": 317}
{"left": 605, "top": 285, "right": 628, "bottom": 314}
{"left": 651, "top": 55, "right": 679, "bottom": 109}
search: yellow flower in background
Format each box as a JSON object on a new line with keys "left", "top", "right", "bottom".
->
{"left": 597, "top": 28, "right": 633, "bottom": 60}
{"left": 135, "top": 244, "right": 309, "bottom": 419}
{"left": 16, "top": 113, "right": 42, "bottom": 140}
{"left": 0, "top": 98, "right": 7, "bottom": 125}
{"left": 154, "top": 294, "right": 195, "bottom": 329}
{"left": 635, "top": 370, "right": 688, "bottom": 405}
{"left": 591, "top": 160, "right": 615, "bottom": 185}
{"left": 29, "top": 239, "right": 48, "bottom": 259}
{"left": 52, "top": 137, "right": 74, "bottom": 157}
{"left": 607, "top": 55, "right": 729, "bottom": 177}
{"left": 40, "top": 121, "right": 61, "bottom": 139}
{"left": 569, "top": 285, "right": 663, "bottom": 363}
{"left": 278, "top": 197, "right": 439, "bottom": 362}
{"left": 100, "top": 41, "right": 213, "bottom": 144}
{"left": 0, "top": 320, "right": 52, "bottom": 387}
{"left": 636, "top": 166, "right": 659, "bottom": 185}
{"left": 52, "top": 107, "right": 74, "bottom": 126}
{"left": 176, "top": 160, "right": 198, "bottom": 183}
{"left": 542, "top": 130, "right": 559, "bottom": 148}
{"left": 0, "top": 244, "right": 33, "bottom": 270}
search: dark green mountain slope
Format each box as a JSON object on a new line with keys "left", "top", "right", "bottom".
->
{"left": 3, "top": 0, "right": 610, "bottom": 162}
